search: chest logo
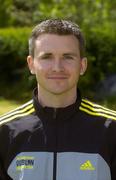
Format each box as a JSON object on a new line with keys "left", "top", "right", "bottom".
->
{"left": 16, "top": 156, "right": 35, "bottom": 170}
{"left": 80, "top": 160, "right": 95, "bottom": 170}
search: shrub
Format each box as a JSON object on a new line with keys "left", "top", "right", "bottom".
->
{"left": 79, "top": 26, "right": 116, "bottom": 98}
{"left": 0, "top": 27, "right": 33, "bottom": 100}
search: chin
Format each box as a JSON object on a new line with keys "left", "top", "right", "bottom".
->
{"left": 48, "top": 89, "right": 69, "bottom": 95}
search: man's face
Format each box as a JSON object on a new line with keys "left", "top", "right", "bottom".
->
{"left": 27, "top": 34, "right": 87, "bottom": 95}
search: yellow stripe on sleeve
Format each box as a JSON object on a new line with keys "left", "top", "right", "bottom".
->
{"left": 0, "top": 103, "right": 34, "bottom": 121}
{"left": 82, "top": 99, "right": 116, "bottom": 115}
{"left": 79, "top": 106, "right": 116, "bottom": 120}
{"left": 81, "top": 102, "right": 116, "bottom": 118}
{"left": 0, "top": 108, "right": 35, "bottom": 127}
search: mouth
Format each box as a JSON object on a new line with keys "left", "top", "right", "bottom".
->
{"left": 47, "top": 73, "right": 69, "bottom": 79}
{"left": 47, "top": 77, "right": 68, "bottom": 79}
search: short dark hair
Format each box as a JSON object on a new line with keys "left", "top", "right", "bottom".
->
{"left": 29, "top": 19, "right": 86, "bottom": 58}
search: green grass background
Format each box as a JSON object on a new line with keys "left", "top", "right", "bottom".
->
{"left": 0, "top": 98, "right": 21, "bottom": 115}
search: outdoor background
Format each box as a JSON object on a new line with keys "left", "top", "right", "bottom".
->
{"left": 0, "top": 0, "right": 116, "bottom": 115}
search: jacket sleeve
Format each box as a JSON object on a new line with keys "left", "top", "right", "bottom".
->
{"left": 111, "top": 145, "right": 116, "bottom": 180}
{"left": 110, "top": 121, "right": 116, "bottom": 180}
{"left": 0, "top": 158, "right": 12, "bottom": 180}
{"left": 0, "top": 125, "right": 12, "bottom": 180}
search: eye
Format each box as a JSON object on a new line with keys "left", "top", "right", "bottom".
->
{"left": 40, "top": 54, "right": 52, "bottom": 60}
{"left": 63, "top": 55, "right": 74, "bottom": 60}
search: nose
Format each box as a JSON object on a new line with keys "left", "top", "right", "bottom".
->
{"left": 52, "top": 58, "right": 64, "bottom": 72}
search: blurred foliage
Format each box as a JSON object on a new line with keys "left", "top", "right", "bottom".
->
{"left": 0, "top": 0, "right": 116, "bottom": 105}
{"left": 0, "top": 0, "right": 116, "bottom": 27}
{"left": 80, "top": 26, "right": 116, "bottom": 91}
{"left": 0, "top": 28, "right": 30, "bottom": 83}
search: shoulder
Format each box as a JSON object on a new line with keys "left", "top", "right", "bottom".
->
{"left": 79, "top": 98, "right": 116, "bottom": 121}
{"left": 0, "top": 100, "right": 35, "bottom": 127}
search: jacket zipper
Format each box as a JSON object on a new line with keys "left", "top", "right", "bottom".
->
{"left": 53, "top": 108, "right": 57, "bottom": 119}
{"left": 53, "top": 108, "right": 57, "bottom": 180}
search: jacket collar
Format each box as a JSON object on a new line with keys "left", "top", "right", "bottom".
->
{"left": 33, "top": 88, "right": 82, "bottom": 124}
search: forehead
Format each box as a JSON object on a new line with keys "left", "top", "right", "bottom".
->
{"left": 34, "top": 34, "right": 80, "bottom": 52}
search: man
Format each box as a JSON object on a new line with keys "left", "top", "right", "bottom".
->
{"left": 0, "top": 19, "right": 116, "bottom": 180}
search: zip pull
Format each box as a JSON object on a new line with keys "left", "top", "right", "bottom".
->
{"left": 53, "top": 108, "right": 57, "bottom": 119}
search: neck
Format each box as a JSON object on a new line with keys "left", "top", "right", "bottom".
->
{"left": 37, "top": 86, "right": 77, "bottom": 108}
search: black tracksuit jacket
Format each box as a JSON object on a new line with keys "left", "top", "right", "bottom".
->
{"left": 0, "top": 89, "right": 116, "bottom": 180}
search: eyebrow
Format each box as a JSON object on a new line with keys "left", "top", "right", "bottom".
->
{"left": 37, "top": 52, "right": 79, "bottom": 58}
{"left": 63, "top": 53, "right": 78, "bottom": 57}
{"left": 37, "top": 52, "right": 52, "bottom": 58}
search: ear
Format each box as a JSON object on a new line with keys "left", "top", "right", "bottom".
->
{"left": 27, "top": 55, "right": 35, "bottom": 74}
{"left": 80, "top": 57, "right": 87, "bottom": 75}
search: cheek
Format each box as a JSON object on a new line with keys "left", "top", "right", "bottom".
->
{"left": 67, "top": 63, "right": 80, "bottom": 74}
{"left": 34, "top": 62, "right": 50, "bottom": 76}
